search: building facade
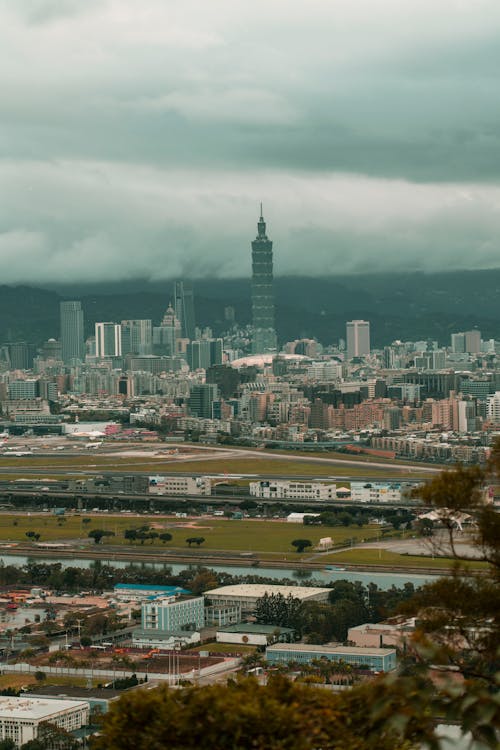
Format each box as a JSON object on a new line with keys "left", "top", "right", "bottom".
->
{"left": 251, "top": 207, "right": 277, "bottom": 354}
{"left": 60, "top": 301, "right": 85, "bottom": 364}
{"left": 141, "top": 595, "right": 205, "bottom": 631}
{"left": 346, "top": 320, "right": 370, "bottom": 360}
{"left": 250, "top": 480, "right": 337, "bottom": 500}
{"left": 174, "top": 281, "right": 196, "bottom": 341}
{"left": 0, "top": 697, "right": 89, "bottom": 747}
{"left": 95, "top": 323, "right": 122, "bottom": 358}
{"left": 265, "top": 643, "right": 397, "bottom": 672}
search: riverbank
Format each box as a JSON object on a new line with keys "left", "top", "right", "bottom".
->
{"left": 0, "top": 542, "right": 463, "bottom": 577}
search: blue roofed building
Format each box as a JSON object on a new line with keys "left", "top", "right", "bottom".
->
{"left": 113, "top": 584, "right": 190, "bottom": 602}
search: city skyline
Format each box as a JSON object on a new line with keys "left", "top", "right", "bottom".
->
{"left": 2, "top": 1, "right": 500, "bottom": 283}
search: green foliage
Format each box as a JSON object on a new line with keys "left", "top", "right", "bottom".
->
{"left": 92, "top": 675, "right": 423, "bottom": 750}
{"left": 88, "top": 529, "right": 115, "bottom": 544}
{"left": 291, "top": 539, "right": 312, "bottom": 553}
{"left": 0, "top": 738, "right": 16, "bottom": 750}
{"left": 186, "top": 537, "right": 205, "bottom": 547}
{"left": 254, "top": 593, "right": 302, "bottom": 630}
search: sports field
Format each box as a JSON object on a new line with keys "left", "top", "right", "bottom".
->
{"left": 0, "top": 513, "right": 382, "bottom": 554}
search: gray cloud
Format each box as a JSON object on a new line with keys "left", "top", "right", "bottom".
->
{"left": 1, "top": 0, "right": 500, "bottom": 282}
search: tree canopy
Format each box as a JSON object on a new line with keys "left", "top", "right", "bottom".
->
{"left": 92, "top": 674, "right": 430, "bottom": 750}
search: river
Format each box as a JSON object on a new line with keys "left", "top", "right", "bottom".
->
{"left": 0, "top": 554, "right": 436, "bottom": 589}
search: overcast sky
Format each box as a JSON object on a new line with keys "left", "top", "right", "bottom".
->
{"left": 2, "top": 0, "right": 500, "bottom": 283}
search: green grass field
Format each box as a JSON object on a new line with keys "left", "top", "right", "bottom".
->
{"left": 0, "top": 673, "right": 101, "bottom": 690}
{"left": 319, "top": 548, "right": 488, "bottom": 570}
{"left": 0, "top": 513, "right": 382, "bottom": 554}
{"left": 0, "top": 454, "right": 431, "bottom": 479}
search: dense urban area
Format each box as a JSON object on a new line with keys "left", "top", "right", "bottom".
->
{"left": 0, "top": 213, "right": 497, "bottom": 748}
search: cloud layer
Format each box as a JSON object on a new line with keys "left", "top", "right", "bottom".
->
{"left": 1, "top": 0, "right": 500, "bottom": 282}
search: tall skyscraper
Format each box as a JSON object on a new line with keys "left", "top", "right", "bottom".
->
{"left": 464, "top": 329, "right": 481, "bottom": 354}
{"left": 121, "top": 320, "right": 152, "bottom": 356}
{"left": 346, "top": 320, "right": 370, "bottom": 360}
{"left": 60, "top": 301, "right": 85, "bottom": 364}
{"left": 95, "top": 322, "right": 122, "bottom": 358}
{"left": 153, "top": 302, "right": 182, "bottom": 355}
{"left": 174, "top": 281, "right": 196, "bottom": 341}
{"left": 251, "top": 205, "right": 277, "bottom": 354}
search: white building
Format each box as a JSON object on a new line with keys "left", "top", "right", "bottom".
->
{"left": 204, "top": 584, "right": 330, "bottom": 614}
{"left": 0, "top": 697, "right": 89, "bottom": 747}
{"left": 346, "top": 320, "right": 370, "bottom": 360}
{"left": 149, "top": 475, "right": 212, "bottom": 496}
{"left": 487, "top": 392, "right": 500, "bottom": 424}
{"left": 250, "top": 480, "right": 336, "bottom": 500}
{"left": 286, "top": 512, "right": 320, "bottom": 523}
{"left": 141, "top": 595, "right": 205, "bottom": 631}
{"left": 95, "top": 322, "right": 122, "bottom": 358}
{"left": 350, "top": 481, "right": 412, "bottom": 503}
{"left": 132, "top": 630, "right": 200, "bottom": 649}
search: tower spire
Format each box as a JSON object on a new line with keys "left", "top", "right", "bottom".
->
{"left": 257, "top": 203, "right": 266, "bottom": 238}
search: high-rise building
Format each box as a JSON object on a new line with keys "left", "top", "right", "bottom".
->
{"left": 346, "top": 320, "right": 370, "bottom": 360}
{"left": 153, "top": 303, "right": 182, "bottom": 356}
{"left": 451, "top": 332, "right": 466, "bottom": 353}
{"left": 95, "top": 322, "right": 122, "bottom": 358}
{"left": 251, "top": 206, "right": 277, "bottom": 354}
{"left": 187, "top": 340, "right": 211, "bottom": 370}
{"left": 188, "top": 383, "right": 219, "bottom": 418}
{"left": 41, "top": 338, "right": 62, "bottom": 361}
{"left": 174, "top": 281, "right": 196, "bottom": 341}
{"left": 464, "top": 330, "right": 481, "bottom": 354}
{"left": 121, "top": 320, "right": 152, "bottom": 356}
{"left": 2, "top": 342, "right": 33, "bottom": 370}
{"left": 60, "top": 301, "right": 85, "bottom": 364}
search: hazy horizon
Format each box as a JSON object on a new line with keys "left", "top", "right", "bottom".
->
{"left": 2, "top": 1, "right": 500, "bottom": 283}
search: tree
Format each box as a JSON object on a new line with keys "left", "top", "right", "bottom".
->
{"left": 255, "top": 593, "right": 302, "bottom": 629}
{"left": 34, "top": 671, "right": 46, "bottom": 683}
{"left": 27, "top": 721, "right": 79, "bottom": 750}
{"left": 0, "top": 740, "right": 16, "bottom": 750}
{"left": 159, "top": 533, "right": 172, "bottom": 544}
{"left": 88, "top": 530, "right": 115, "bottom": 544}
{"left": 186, "top": 537, "right": 205, "bottom": 547}
{"left": 92, "top": 675, "right": 427, "bottom": 750}
{"left": 291, "top": 539, "right": 312, "bottom": 553}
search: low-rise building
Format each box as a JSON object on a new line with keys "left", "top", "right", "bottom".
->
{"left": 216, "top": 623, "right": 294, "bottom": 646}
{"left": 113, "top": 584, "right": 189, "bottom": 602}
{"left": 250, "top": 480, "right": 336, "bottom": 500}
{"left": 0, "top": 696, "right": 89, "bottom": 747}
{"left": 350, "top": 481, "right": 413, "bottom": 504}
{"left": 265, "top": 643, "right": 397, "bottom": 672}
{"left": 204, "top": 584, "right": 330, "bottom": 615}
{"left": 132, "top": 629, "right": 200, "bottom": 649}
{"left": 286, "top": 512, "right": 320, "bottom": 523}
{"left": 148, "top": 475, "right": 212, "bottom": 496}
{"left": 347, "top": 619, "right": 416, "bottom": 649}
{"left": 142, "top": 595, "right": 205, "bottom": 632}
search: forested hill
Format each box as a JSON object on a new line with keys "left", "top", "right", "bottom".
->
{"left": 2, "top": 269, "right": 500, "bottom": 348}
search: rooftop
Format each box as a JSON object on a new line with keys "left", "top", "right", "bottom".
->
{"left": 205, "top": 584, "right": 330, "bottom": 600}
{"left": 114, "top": 584, "right": 189, "bottom": 594}
{"left": 266, "top": 643, "right": 396, "bottom": 656}
{"left": 0, "top": 696, "right": 88, "bottom": 720}
{"left": 27, "top": 686, "right": 122, "bottom": 701}
{"left": 218, "top": 623, "right": 295, "bottom": 634}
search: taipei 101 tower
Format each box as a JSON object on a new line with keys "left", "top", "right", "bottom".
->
{"left": 251, "top": 205, "right": 277, "bottom": 354}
